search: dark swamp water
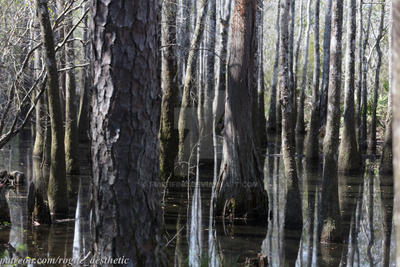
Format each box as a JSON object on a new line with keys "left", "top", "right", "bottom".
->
{"left": 0, "top": 133, "right": 394, "bottom": 267}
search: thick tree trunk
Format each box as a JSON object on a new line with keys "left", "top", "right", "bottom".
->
{"left": 216, "top": 0, "right": 268, "bottom": 219}
{"left": 64, "top": 10, "right": 80, "bottom": 175}
{"left": 320, "top": 0, "right": 344, "bottom": 244}
{"left": 36, "top": 0, "right": 68, "bottom": 220}
{"left": 279, "top": 0, "right": 303, "bottom": 229}
{"left": 90, "top": 1, "right": 165, "bottom": 266}
{"left": 267, "top": 0, "right": 281, "bottom": 133}
{"left": 369, "top": 2, "right": 385, "bottom": 155}
{"left": 380, "top": 0, "right": 393, "bottom": 175}
{"left": 177, "top": 0, "right": 208, "bottom": 173}
{"left": 338, "top": 0, "right": 361, "bottom": 174}
{"left": 305, "top": 0, "right": 321, "bottom": 166}
{"left": 159, "top": 0, "right": 179, "bottom": 181}
{"left": 393, "top": 1, "right": 400, "bottom": 265}
{"left": 319, "top": 0, "right": 333, "bottom": 128}
{"left": 295, "top": 0, "right": 311, "bottom": 135}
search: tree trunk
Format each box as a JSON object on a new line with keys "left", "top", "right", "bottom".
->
{"left": 36, "top": 0, "right": 68, "bottom": 220}
{"left": 338, "top": 0, "right": 361, "bottom": 174}
{"left": 369, "top": 2, "right": 385, "bottom": 155}
{"left": 267, "top": 0, "right": 281, "bottom": 133}
{"left": 177, "top": 0, "right": 208, "bottom": 174}
{"left": 359, "top": 3, "right": 373, "bottom": 154}
{"left": 319, "top": 0, "right": 333, "bottom": 128}
{"left": 380, "top": 0, "right": 393, "bottom": 175}
{"left": 279, "top": 0, "right": 303, "bottom": 229}
{"left": 295, "top": 0, "right": 311, "bottom": 135}
{"left": 216, "top": 0, "right": 268, "bottom": 219}
{"left": 305, "top": 0, "right": 321, "bottom": 166}
{"left": 64, "top": 9, "right": 80, "bottom": 175}
{"left": 159, "top": 0, "right": 179, "bottom": 181}
{"left": 90, "top": 1, "right": 165, "bottom": 265}
{"left": 393, "top": 1, "right": 400, "bottom": 265}
{"left": 320, "top": 0, "right": 344, "bottom": 244}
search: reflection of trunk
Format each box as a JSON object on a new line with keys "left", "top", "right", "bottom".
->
{"left": 216, "top": 0, "right": 267, "bottom": 219}
{"left": 159, "top": 0, "right": 179, "bottom": 181}
{"left": 338, "top": 0, "right": 361, "bottom": 174}
{"left": 91, "top": 1, "right": 165, "bottom": 265}
{"left": 369, "top": 2, "right": 385, "bottom": 155}
{"left": 393, "top": 0, "right": 400, "bottom": 264}
{"left": 380, "top": 1, "right": 393, "bottom": 175}
{"left": 305, "top": 0, "right": 321, "bottom": 166}
{"left": 279, "top": 0, "right": 302, "bottom": 230}
{"left": 36, "top": 0, "right": 68, "bottom": 219}
{"left": 267, "top": 0, "right": 281, "bottom": 133}
{"left": 320, "top": 0, "right": 344, "bottom": 244}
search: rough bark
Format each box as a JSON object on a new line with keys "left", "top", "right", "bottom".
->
{"left": 305, "top": 0, "right": 321, "bottom": 166}
{"left": 267, "top": 0, "right": 281, "bottom": 133}
{"left": 279, "top": 0, "right": 303, "bottom": 229}
{"left": 320, "top": 0, "right": 344, "bottom": 244}
{"left": 159, "top": 0, "right": 179, "bottom": 181}
{"left": 295, "top": 0, "right": 311, "bottom": 135}
{"left": 319, "top": 0, "right": 333, "bottom": 128}
{"left": 369, "top": 1, "right": 385, "bottom": 155}
{"left": 338, "top": 0, "right": 361, "bottom": 174}
{"left": 64, "top": 9, "right": 80, "bottom": 175}
{"left": 90, "top": 1, "right": 165, "bottom": 266}
{"left": 36, "top": 0, "right": 69, "bottom": 220}
{"left": 216, "top": 0, "right": 268, "bottom": 219}
{"left": 293, "top": 0, "right": 305, "bottom": 96}
{"left": 380, "top": 0, "right": 393, "bottom": 175}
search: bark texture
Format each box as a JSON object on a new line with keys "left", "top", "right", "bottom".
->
{"left": 36, "top": 0, "right": 69, "bottom": 219}
{"left": 216, "top": 0, "right": 268, "bottom": 219}
{"left": 338, "top": 0, "right": 361, "bottom": 174}
{"left": 320, "top": 0, "right": 344, "bottom": 244}
{"left": 91, "top": 1, "right": 165, "bottom": 265}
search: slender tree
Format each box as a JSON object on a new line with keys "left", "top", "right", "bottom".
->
{"left": 279, "top": 0, "right": 303, "bottom": 229}
{"left": 36, "top": 0, "right": 68, "bottom": 219}
{"left": 320, "top": 0, "right": 344, "bottom": 243}
{"left": 216, "top": 0, "right": 268, "bottom": 219}
{"left": 338, "top": 0, "right": 361, "bottom": 174}
{"left": 159, "top": 0, "right": 179, "bottom": 181}
{"left": 305, "top": 0, "right": 320, "bottom": 165}
{"left": 90, "top": 1, "right": 165, "bottom": 265}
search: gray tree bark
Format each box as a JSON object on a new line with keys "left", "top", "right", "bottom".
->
{"left": 90, "top": 1, "right": 165, "bottom": 265}
{"left": 36, "top": 0, "right": 69, "bottom": 220}
{"left": 338, "top": 0, "right": 361, "bottom": 174}
{"left": 320, "top": 0, "right": 344, "bottom": 244}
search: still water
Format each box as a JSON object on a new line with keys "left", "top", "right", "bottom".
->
{"left": 0, "top": 134, "right": 394, "bottom": 266}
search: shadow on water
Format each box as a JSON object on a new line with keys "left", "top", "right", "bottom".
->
{"left": 0, "top": 134, "right": 395, "bottom": 266}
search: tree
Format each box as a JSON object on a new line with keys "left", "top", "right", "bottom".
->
{"left": 320, "top": 0, "right": 344, "bottom": 243}
{"left": 338, "top": 0, "right": 361, "bottom": 174}
{"left": 305, "top": 0, "right": 321, "bottom": 166}
{"left": 216, "top": 0, "right": 267, "bottom": 219}
{"left": 279, "top": 0, "right": 303, "bottom": 229}
{"left": 159, "top": 0, "right": 179, "bottom": 181}
{"left": 36, "top": 0, "right": 69, "bottom": 219}
{"left": 90, "top": 1, "right": 165, "bottom": 265}
{"left": 393, "top": 0, "right": 400, "bottom": 265}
